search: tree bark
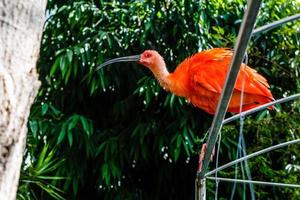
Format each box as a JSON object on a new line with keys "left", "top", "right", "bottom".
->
{"left": 0, "top": 0, "right": 47, "bottom": 199}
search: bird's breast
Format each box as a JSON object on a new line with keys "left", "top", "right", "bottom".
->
{"left": 167, "top": 73, "right": 191, "bottom": 98}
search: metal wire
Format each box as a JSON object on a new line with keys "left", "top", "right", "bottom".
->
{"left": 223, "top": 93, "right": 300, "bottom": 125}
{"left": 230, "top": 53, "right": 255, "bottom": 200}
{"left": 252, "top": 13, "right": 300, "bottom": 35}
{"left": 241, "top": 55, "right": 255, "bottom": 200}
{"left": 207, "top": 177, "right": 300, "bottom": 188}
{"left": 230, "top": 133, "right": 241, "bottom": 200}
{"left": 214, "top": 133, "right": 222, "bottom": 200}
{"left": 206, "top": 138, "right": 300, "bottom": 177}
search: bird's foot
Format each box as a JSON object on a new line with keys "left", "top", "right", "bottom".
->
{"left": 197, "top": 143, "right": 215, "bottom": 173}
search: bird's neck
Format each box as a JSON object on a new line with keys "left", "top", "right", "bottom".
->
{"left": 150, "top": 62, "right": 189, "bottom": 97}
{"left": 150, "top": 63, "right": 172, "bottom": 91}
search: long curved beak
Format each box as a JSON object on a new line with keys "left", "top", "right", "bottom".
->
{"left": 95, "top": 55, "right": 140, "bottom": 71}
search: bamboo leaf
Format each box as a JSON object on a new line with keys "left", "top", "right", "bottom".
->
{"left": 42, "top": 103, "right": 48, "bottom": 115}
{"left": 57, "top": 123, "right": 67, "bottom": 144}
{"left": 67, "top": 131, "right": 73, "bottom": 147}
{"left": 68, "top": 115, "right": 79, "bottom": 131}
{"left": 80, "top": 116, "right": 90, "bottom": 136}
{"left": 29, "top": 120, "right": 38, "bottom": 138}
{"left": 50, "top": 57, "right": 61, "bottom": 76}
{"left": 66, "top": 49, "right": 73, "bottom": 63}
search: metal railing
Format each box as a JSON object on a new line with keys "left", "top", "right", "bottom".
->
{"left": 195, "top": 0, "right": 300, "bottom": 198}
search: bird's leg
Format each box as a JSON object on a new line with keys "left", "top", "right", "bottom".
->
{"left": 197, "top": 143, "right": 206, "bottom": 173}
{"left": 197, "top": 143, "right": 216, "bottom": 173}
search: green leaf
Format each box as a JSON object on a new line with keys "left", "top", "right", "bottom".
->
{"left": 49, "top": 104, "right": 61, "bottom": 116}
{"left": 81, "top": 51, "right": 86, "bottom": 66}
{"left": 170, "top": 94, "right": 175, "bottom": 109}
{"left": 67, "top": 131, "right": 73, "bottom": 147}
{"left": 145, "top": 22, "right": 151, "bottom": 31}
{"left": 80, "top": 116, "right": 91, "bottom": 136}
{"left": 68, "top": 115, "right": 79, "bottom": 131}
{"left": 55, "top": 49, "right": 66, "bottom": 56}
{"left": 106, "top": 34, "right": 112, "bottom": 47}
{"left": 60, "top": 56, "right": 67, "bottom": 78}
{"left": 36, "top": 144, "right": 49, "bottom": 169}
{"left": 176, "top": 134, "right": 182, "bottom": 148}
{"left": 73, "top": 179, "right": 79, "bottom": 196}
{"left": 73, "top": 60, "right": 78, "bottom": 77}
{"left": 183, "top": 140, "right": 191, "bottom": 157}
{"left": 42, "top": 103, "right": 49, "bottom": 115}
{"left": 37, "top": 182, "right": 65, "bottom": 200}
{"left": 57, "top": 124, "right": 67, "bottom": 144}
{"left": 102, "top": 163, "right": 110, "bottom": 185}
{"left": 29, "top": 120, "right": 38, "bottom": 138}
{"left": 66, "top": 49, "right": 73, "bottom": 63}
{"left": 174, "top": 147, "right": 181, "bottom": 162}
{"left": 96, "top": 141, "right": 107, "bottom": 156}
{"left": 90, "top": 78, "right": 97, "bottom": 95}
{"left": 65, "top": 65, "right": 72, "bottom": 85}
{"left": 256, "top": 110, "right": 268, "bottom": 121}
{"left": 110, "top": 162, "right": 120, "bottom": 178}
{"left": 50, "top": 57, "right": 61, "bottom": 76}
{"left": 37, "top": 158, "right": 65, "bottom": 175}
{"left": 57, "top": 5, "right": 68, "bottom": 13}
{"left": 36, "top": 175, "right": 66, "bottom": 180}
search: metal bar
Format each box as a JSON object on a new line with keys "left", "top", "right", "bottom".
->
{"left": 207, "top": 177, "right": 300, "bottom": 188}
{"left": 252, "top": 13, "right": 300, "bottom": 35}
{"left": 206, "top": 138, "right": 300, "bottom": 177}
{"left": 223, "top": 93, "right": 300, "bottom": 125}
{"left": 214, "top": 134, "right": 222, "bottom": 200}
{"left": 200, "top": 179, "right": 206, "bottom": 200}
{"left": 198, "top": 0, "right": 262, "bottom": 179}
{"left": 195, "top": 178, "right": 206, "bottom": 200}
{"left": 195, "top": 179, "right": 200, "bottom": 200}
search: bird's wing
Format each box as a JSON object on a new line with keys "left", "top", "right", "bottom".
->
{"left": 235, "top": 65, "right": 273, "bottom": 99}
{"left": 187, "top": 48, "right": 232, "bottom": 94}
{"left": 187, "top": 48, "right": 273, "bottom": 99}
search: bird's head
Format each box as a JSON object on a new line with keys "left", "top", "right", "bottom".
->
{"left": 139, "top": 50, "right": 164, "bottom": 69}
{"left": 95, "top": 50, "right": 165, "bottom": 72}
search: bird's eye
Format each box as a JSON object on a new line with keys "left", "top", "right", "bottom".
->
{"left": 145, "top": 53, "right": 151, "bottom": 58}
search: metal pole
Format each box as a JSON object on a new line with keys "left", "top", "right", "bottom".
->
{"left": 252, "top": 13, "right": 300, "bottom": 35}
{"left": 195, "top": 178, "right": 206, "bottom": 200}
{"left": 206, "top": 138, "right": 300, "bottom": 177}
{"left": 195, "top": 179, "right": 200, "bottom": 200}
{"left": 198, "top": 0, "right": 262, "bottom": 180}
{"left": 200, "top": 178, "right": 206, "bottom": 199}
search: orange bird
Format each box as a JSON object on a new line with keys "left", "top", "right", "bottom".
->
{"left": 97, "top": 48, "right": 274, "bottom": 114}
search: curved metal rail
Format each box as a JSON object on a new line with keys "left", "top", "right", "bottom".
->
{"left": 252, "top": 13, "right": 300, "bottom": 35}
{"left": 206, "top": 138, "right": 300, "bottom": 177}
{"left": 223, "top": 93, "right": 300, "bottom": 125}
{"left": 207, "top": 177, "right": 300, "bottom": 188}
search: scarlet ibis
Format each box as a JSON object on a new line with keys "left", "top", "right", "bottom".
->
{"left": 97, "top": 48, "right": 274, "bottom": 114}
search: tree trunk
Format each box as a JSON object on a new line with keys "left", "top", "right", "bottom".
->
{"left": 0, "top": 0, "right": 47, "bottom": 199}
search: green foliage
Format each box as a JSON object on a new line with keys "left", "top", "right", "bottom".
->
{"left": 18, "top": 0, "right": 300, "bottom": 199}
{"left": 18, "top": 145, "right": 65, "bottom": 200}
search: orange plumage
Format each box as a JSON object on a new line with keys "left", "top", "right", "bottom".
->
{"left": 139, "top": 48, "right": 274, "bottom": 114}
